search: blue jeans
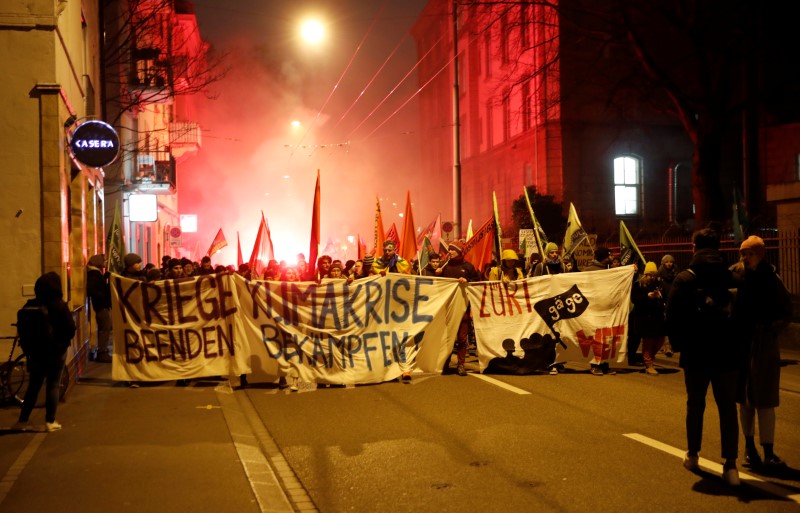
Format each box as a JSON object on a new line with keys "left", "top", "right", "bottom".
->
{"left": 19, "top": 351, "right": 67, "bottom": 424}
{"left": 684, "top": 367, "right": 740, "bottom": 460}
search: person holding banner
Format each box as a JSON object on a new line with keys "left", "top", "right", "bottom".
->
{"left": 437, "top": 240, "right": 480, "bottom": 376}
{"left": 531, "top": 243, "right": 566, "bottom": 276}
{"left": 489, "top": 249, "right": 524, "bottom": 282}
{"left": 582, "top": 246, "right": 617, "bottom": 375}
{"left": 631, "top": 262, "right": 666, "bottom": 375}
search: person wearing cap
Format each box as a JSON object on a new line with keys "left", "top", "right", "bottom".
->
{"left": 531, "top": 242, "right": 566, "bottom": 276}
{"left": 630, "top": 261, "right": 666, "bottom": 375}
{"left": 374, "top": 240, "right": 411, "bottom": 275}
{"left": 165, "top": 258, "right": 184, "bottom": 279}
{"left": 489, "top": 249, "right": 524, "bottom": 282}
{"left": 437, "top": 239, "right": 480, "bottom": 376}
{"left": 122, "top": 253, "right": 145, "bottom": 280}
{"left": 731, "top": 235, "right": 792, "bottom": 470}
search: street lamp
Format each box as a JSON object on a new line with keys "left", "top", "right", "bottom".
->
{"left": 299, "top": 19, "right": 325, "bottom": 45}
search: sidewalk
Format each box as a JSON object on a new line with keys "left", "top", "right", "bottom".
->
{"left": 0, "top": 361, "right": 293, "bottom": 513}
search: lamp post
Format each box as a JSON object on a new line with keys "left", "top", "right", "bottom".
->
{"left": 452, "top": 1, "right": 462, "bottom": 240}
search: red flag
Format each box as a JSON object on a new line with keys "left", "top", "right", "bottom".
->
{"left": 249, "top": 212, "right": 274, "bottom": 278}
{"left": 309, "top": 170, "right": 321, "bottom": 277}
{"left": 236, "top": 232, "right": 243, "bottom": 268}
{"left": 206, "top": 228, "right": 228, "bottom": 257}
{"left": 416, "top": 214, "right": 442, "bottom": 252}
{"left": 385, "top": 223, "right": 400, "bottom": 248}
{"left": 373, "top": 195, "right": 385, "bottom": 255}
{"left": 357, "top": 234, "right": 367, "bottom": 260}
{"left": 399, "top": 191, "right": 418, "bottom": 262}
{"left": 463, "top": 216, "right": 496, "bottom": 275}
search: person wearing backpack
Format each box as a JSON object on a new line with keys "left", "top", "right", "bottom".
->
{"left": 665, "top": 227, "right": 744, "bottom": 486}
{"left": 13, "top": 272, "right": 76, "bottom": 432}
{"left": 731, "top": 235, "right": 793, "bottom": 471}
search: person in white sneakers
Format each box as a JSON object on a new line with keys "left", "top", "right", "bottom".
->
{"left": 14, "top": 272, "right": 76, "bottom": 432}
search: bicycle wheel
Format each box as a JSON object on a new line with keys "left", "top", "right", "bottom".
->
{"left": 4, "top": 355, "right": 27, "bottom": 404}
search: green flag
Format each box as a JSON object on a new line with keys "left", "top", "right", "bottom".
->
{"left": 492, "top": 192, "right": 503, "bottom": 260}
{"left": 417, "top": 235, "right": 433, "bottom": 275}
{"left": 562, "top": 203, "right": 588, "bottom": 258}
{"left": 106, "top": 201, "right": 125, "bottom": 275}
{"left": 619, "top": 220, "right": 646, "bottom": 268}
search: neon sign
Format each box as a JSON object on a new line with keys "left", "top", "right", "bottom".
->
{"left": 69, "top": 120, "right": 120, "bottom": 167}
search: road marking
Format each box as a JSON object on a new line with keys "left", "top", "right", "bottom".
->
{"left": 470, "top": 373, "right": 531, "bottom": 394}
{"left": 0, "top": 433, "right": 47, "bottom": 506}
{"left": 624, "top": 433, "right": 800, "bottom": 503}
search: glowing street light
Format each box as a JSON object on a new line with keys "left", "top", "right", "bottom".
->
{"left": 299, "top": 19, "right": 325, "bottom": 45}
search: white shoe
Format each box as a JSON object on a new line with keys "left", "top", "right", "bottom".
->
{"left": 45, "top": 421, "right": 62, "bottom": 432}
{"left": 12, "top": 421, "right": 33, "bottom": 431}
{"left": 722, "top": 467, "right": 740, "bottom": 486}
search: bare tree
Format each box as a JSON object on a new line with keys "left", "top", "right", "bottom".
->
{"left": 461, "top": 0, "right": 795, "bottom": 227}
{"left": 101, "top": 0, "right": 227, "bottom": 127}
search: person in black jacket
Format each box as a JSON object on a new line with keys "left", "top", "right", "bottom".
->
{"left": 14, "top": 272, "right": 76, "bottom": 432}
{"left": 87, "top": 254, "right": 112, "bottom": 362}
{"left": 437, "top": 240, "right": 480, "bottom": 377}
{"left": 666, "top": 228, "right": 744, "bottom": 486}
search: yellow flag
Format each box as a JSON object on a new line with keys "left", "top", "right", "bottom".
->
{"left": 562, "top": 202, "right": 588, "bottom": 258}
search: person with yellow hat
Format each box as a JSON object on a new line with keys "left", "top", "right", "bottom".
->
{"left": 489, "top": 249, "right": 524, "bottom": 282}
{"left": 631, "top": 261, "right": 666, "bottom": 375}
{"left": 732, "top": 235, "right": 793, "bottom": 470}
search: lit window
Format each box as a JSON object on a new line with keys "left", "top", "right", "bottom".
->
{"left": 614, "top": 156, "right": 640, "bottom": 215}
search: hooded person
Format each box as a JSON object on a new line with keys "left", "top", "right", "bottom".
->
{"left": 489, "top": 249, "right": 524, "bottom": 282}
{"left": 87, "top": 254, "right": 113, "bottom": 362}
{"left": 14, "top": 272, "right": 76, "bottom": 432}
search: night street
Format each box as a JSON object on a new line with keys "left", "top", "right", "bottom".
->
{"left": 2, "top": 348, "right": 799, "bottom": 513}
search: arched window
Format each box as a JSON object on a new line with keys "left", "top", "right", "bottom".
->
{"left": 614, "top": 155, "right": 640, "bottom": 215}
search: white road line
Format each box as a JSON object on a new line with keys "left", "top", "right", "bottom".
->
{"left": 469, "top": 373, "right": 532, "bottom": 394}
{"left": 624, "top": 432, "right": 800, "bottom": 503}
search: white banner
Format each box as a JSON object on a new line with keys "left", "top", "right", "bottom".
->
{"left": 111, "top": 273, "right": 465, "bottom": 384}
{"left": 465, "top": 265, "right": 634, "bottom": 373}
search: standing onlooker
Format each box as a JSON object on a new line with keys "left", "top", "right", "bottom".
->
{"left": 631, "top": 262, "right": 666, "bottom": 375}
{"left": 14, "top": 272, "right": 76, "bottom": 432}
{"left": 731, "top": 235, "right": 793, "bottom": 470}
{"left": 87, "top": 254, "right": 113, "bottom": 363}
{"left": 666, "top": 228, "right": 743, "bottom": 486}
{"left": 657, "top": 254, "right": 679, "bottom": 357}
{"left": 437, "top": 240, "right": 480, "bottom": 377}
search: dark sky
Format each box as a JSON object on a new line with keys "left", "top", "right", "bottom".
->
{"left": 182, "top": 0, "right": 434, "bottom": 264}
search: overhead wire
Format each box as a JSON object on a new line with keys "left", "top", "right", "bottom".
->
{"left": 292, "top": 0, "right": 389, "bottom": 156}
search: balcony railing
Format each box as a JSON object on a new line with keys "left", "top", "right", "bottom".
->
{"left": 130, "top": 150, "right": 176, "bottom": 194}
{"left": 169, "top": 121, "right": 202, "bottom": 158}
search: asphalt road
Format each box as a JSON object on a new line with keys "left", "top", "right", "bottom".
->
{"left": 243, "top": 351, "right": 800, "bottom": 513}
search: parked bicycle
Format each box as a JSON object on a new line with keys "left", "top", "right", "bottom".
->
{"left": 0, "top": 324, "right": 28, "bottom": 404}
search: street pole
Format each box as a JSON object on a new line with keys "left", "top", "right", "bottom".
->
{"left": 452, "top": 0, "right": 462, "bottom": 240}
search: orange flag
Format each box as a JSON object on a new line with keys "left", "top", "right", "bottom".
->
{"left": 206, "top": 228, "right": 228, "bottom": 257}
{"left": 373, "top": 195, "right": 385, "bottom": 255}
{"left": 309, "top": 170, "right": 321, "bottom": 276}
{"left": 399, "top": 191, "right": 417, "bottom": 262}
{"left": 357, "top": 234, "right": 367, "bottom": 259}
{"left": 463, "top": 215, "right": 496, "bottom": 275}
